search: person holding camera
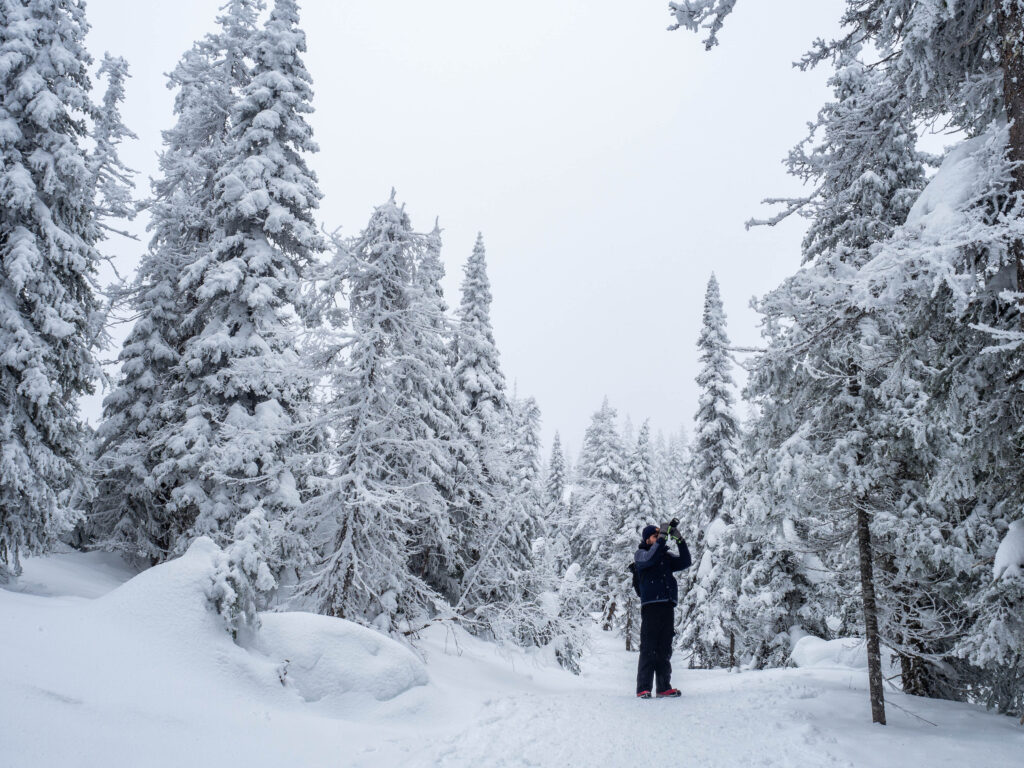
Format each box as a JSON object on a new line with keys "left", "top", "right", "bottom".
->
{"left": 633, "top": 519, "right": 692, "bottom": 699}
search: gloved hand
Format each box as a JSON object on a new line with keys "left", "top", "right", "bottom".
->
{"left": 666, "top": 518, "right": 684, "bottom": 543}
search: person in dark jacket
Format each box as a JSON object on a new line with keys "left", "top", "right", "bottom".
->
{"left": 634, "top": 521, "right": 692, "bottom": 698}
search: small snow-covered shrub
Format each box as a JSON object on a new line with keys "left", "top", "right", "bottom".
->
{"left": 207, "top": 509, "right": 276, "bottom": 640}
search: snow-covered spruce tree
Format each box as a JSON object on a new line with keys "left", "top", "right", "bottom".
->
{"left": 750, "top": 52, "right": 928, "bottom": 265}
{"left": 508, "top": 395, "right": 544, "bottom": 544}
{"left": 543, "top": 549, "right": 591, "bottom": 673}
{"left": 827, "top": 0, "right": 1024, "bottom": 715}
{"left": 671, "top": 0, "right": 1024, "bottom": 720}
{"left": 68, "top": 53, "right": 138, "bottom": 550}
{"left": 89, "top": 53, "right": 137, "bottom": 233}
{"left": 861, "top": 128, "right": 1024, "bottom": 713}
{"left": 300, "top": 197, "right": 443, "bottom": 632}
{"left": 166, "top": 0, "right": 324, "bottom": 580}
{"left": 543, "top": 431, "right": 571, "bottom": 571}
{"left": 542, "top": 432, "right": 590, "bottom": 660}
{"left": 90, "top": 33, "right": 232, "bottom": 564}
{"left": 492, "top": 396, "right": 567, "bottom": 647}
{"left": 611, "top": 420, "right": 657, "bottom": 650}
{"left": 450, "top": 235, "right": 526, "bottom": 627}
{"left": 678, "top": 274, "right": 742, "bottom": 668}
{"left": 0, "top": 0, "right": 103, "bottom": 579}
{"left": 572, "top": 397, "right": 626, "bottom": 625}
{"left": 651, "top": 430, "right": 669, "bottom": 516}
{"left": 743, "top": 56, "right": 930, "bottom": 689}
{"left": 661, "top": 427, "right": 692, "bottom": 524}
{"left": 403, "top": 222, "right": 466, "bottom": 602}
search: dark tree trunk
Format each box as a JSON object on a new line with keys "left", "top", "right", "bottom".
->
{"left": 602, "top": 599, "right": 616, "bottom": 631}
{"left": 729, "top": 631, "right": 735, "bottom": 670}
{"left": 856, "top": 506, "right": 887, "bottom": 725}
{"left": 900, "top": 651, "right": 933, "bottom": 698}
{"left": 998, "top": 2, "right": 1024, "bottom": 306}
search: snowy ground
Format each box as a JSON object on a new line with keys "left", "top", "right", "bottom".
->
{"left": 2, "top": 551, "right": 1021, "bottom": 768}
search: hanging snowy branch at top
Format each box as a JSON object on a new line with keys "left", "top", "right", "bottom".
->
{"left": 668, "top": 0, "right": 738, "bottom": 49}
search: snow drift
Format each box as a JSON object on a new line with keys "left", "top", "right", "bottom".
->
{"left": 791, "top": 635, "right": 896, "bottom": 673}
{"left": 4, "top": 538, "right": 427, "bottom": 724}
{"left": 258, "top": 611, "right": 428, "bottom": 705}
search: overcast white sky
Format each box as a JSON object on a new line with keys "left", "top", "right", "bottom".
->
{"left": 81, "top": 0, "right": 848, "bottom": 461}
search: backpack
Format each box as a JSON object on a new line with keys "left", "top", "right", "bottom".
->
{"left": 627, "top": 561, "right": 640, "bottom": 597}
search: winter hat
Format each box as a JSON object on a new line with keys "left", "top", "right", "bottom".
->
{"left": 641, "top": 525, "right": 659, "bottom": 541}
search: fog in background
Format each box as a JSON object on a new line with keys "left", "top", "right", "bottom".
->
{"left": 82, "top": 0, "right": 848, "bottom": 461}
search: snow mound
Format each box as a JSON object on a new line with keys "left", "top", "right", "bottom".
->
{"left": 258, "top": 611, "right": 428, "bottom": 704}
{"left": 92, "top": 536, "right": 224, "bottom": 635}
{"left": 994, "top": 519, "right": 1024, "bottom": 581}
{"left": 52, "top": 538, "right": 426, "bottom": 716}
{"left": 792, "top": 636, "right": 874, "bottom": 670}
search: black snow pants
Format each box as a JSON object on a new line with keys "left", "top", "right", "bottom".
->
{"left": 636, "top": 602, "right": 675, "bottom": 694}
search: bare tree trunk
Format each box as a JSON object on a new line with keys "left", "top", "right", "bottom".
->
{"left": 602, "top": 598, "right": 616, "bottom": 631}
{"left": 998, "top": 1, "right": 1024, "bottom": 311}
{"left": 856, "top": 505, "right": 887, "bottom": 725}
{"left": 729, "top": 631, "right": 735, "bottom": 670}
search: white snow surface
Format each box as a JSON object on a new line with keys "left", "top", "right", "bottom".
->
{"left": 705, "top": 515, "right": 728, "bottom": 546}
{"left": 904, "top": 133, "right": 989, "bottom": 233}
{"left": 3, "top": 551, "right": 1022, "bottom": 768}
{"left": 994, "top": 518, "right": 1024, "bottom": 581}
{"left": 792, "top": 635, "right": 894, "bottom": 673}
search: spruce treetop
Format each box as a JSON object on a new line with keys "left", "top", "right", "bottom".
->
{"left": 458, "top": 233, "right": 498, "bottom": 346}
{"left": 453, "top": 232, "right": 508, "bottom": 429}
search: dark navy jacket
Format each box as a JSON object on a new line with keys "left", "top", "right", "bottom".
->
{"left": 634, "top": 537, "right": 692, "bottom": 606}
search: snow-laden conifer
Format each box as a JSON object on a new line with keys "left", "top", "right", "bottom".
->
{"left": 509, "top": 396, "right": 544, "bottom": 536}
{"left": 611, "top": 421, "right": 656, "bottom": 649}
{"left": 89, "top": 54, "right": 137, "bottom": 233}
{"left": 0, "top": 0, "right": 103, "bottom": 578}
{"left": 166, "top": 0, "right": 323, "bottom": 576}
{"left": 450, "top": 235, "right": 524, "bottom": 620}
{"left": 669, "top": 0, "right": 1024, "bottom": 721}
{"left": 543, "top": 432, "right": 571, "bottom": 571}
{"left": 300, "top": 197, "right": 441, "bottom": 632}
{"left": 572, "top": 397, "right": 626, "bottom": 622}
{"left": 91, "top": 31, "right": 233, "bottom": 564}
{"left": 657, "top": 428, "right": 691, "bottom": 523}
{"left": 483, "top": 396, "right": 559, "bottom": 646}
{"left": 678, "top": 274, "right": 741, "bottom": 668}
{"left": 403, "top": 223, "right": 466, "bottom": 601}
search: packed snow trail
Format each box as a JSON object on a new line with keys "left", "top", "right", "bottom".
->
{"left": 415, "top": 629, "right": 1019, "bottom": 768}
{"left": 2, "top": 551, "right": 1020, "bottom": 768}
